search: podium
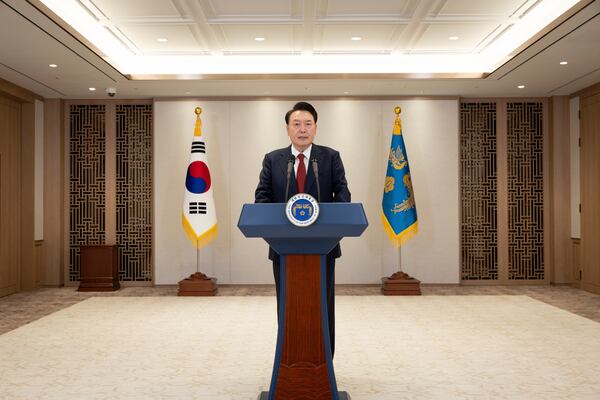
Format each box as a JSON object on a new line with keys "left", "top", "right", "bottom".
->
{"left": 238, "top": 203, "right": 368, "bottom": 400}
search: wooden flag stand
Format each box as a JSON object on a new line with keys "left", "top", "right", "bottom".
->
{"left": 178, "top": 239, "right": 218, "bottom": 296}
{"left": 178, "top": 272, "right": 217, "bottom": 296}
{"left": 381, "top": 271, "right": 421, "bottom": 295}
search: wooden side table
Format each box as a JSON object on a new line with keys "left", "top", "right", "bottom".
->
{"left": 78, "top": 245, "right": 120, "bottom": 291}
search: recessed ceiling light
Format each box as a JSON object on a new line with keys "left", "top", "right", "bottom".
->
{"left": 49, "top": 63, "right": 57, "bottom": 68}
{"left": 255, "top": 37, "right": 265, "bottom": 42}
{"left": 343, "top": 91, "right": 349, "bottom": 94}
{"left": 157, "top": 38, "right": 168, "bottom": 42}
{"left": 38, "top": 0, "right": 581, "bottom": 76}
{"left": 351, "top": 36, "right": 362, "bottom": 41}
{"left": 559, "top": 61, "right": 568, "bottom": 65}
{"left": 517, "top": 85, "right": 525, "bottom": 89}
{"left": 185, "top": 91, "right": 191, "bottom": 95}
{"left": 89, "top": 87, "right": 96, "bottom": 91}
{"left": 448, "top": 36, "right": 459, "bottom": 41}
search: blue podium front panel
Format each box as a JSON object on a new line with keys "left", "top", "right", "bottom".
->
{"left": 238, "top": 203, "right": 368, "bottom": 255}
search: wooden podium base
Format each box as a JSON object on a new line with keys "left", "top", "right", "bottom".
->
{"left": 259, "top": 391, "right": 350, "bottom": 399}
{"left": 177, "top": 272, "right": 218, "bottom": 296}
{"left": 381, "top": 271, "right": 421, "bottom": 295}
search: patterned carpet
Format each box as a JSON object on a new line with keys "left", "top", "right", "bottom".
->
{"left": 1, "top": 295, "right": 599, "bottom": 399}
{"left": 2, "top": 285, "right": 599, "bottom": 335}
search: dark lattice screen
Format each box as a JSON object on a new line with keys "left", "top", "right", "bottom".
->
{"left": 69, "top": 105, "right": 106, "bottom": 281}
{"left": 116, "top": 104, "right": 153, "bottom": 281}
{"left": 507, "top": 102, "right": 544, "bottom": 280}
{"left": 460, "top": 103, "right": 498, "bottom": 280}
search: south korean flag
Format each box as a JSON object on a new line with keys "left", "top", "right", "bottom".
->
{"left": 182, "top": 107, "right": 218, "bottom": 248}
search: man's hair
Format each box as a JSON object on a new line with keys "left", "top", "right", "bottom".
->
{"left": 285, "top": 101, "right": 318, "bottom": 125}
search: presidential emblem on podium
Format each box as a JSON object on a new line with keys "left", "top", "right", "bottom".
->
{"left": 286, "top": 193, "right": 320, "bottom": 227}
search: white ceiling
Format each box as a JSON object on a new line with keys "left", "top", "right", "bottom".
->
{"left": 1, "top": 0, "right": 599, "bottom": 99}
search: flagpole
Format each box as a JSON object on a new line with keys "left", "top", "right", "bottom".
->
{"left": 398, "top": 242, "right": 402, "bottom": 273}
{"left": 196, "top": 240, "right": 200, "bottom": 273}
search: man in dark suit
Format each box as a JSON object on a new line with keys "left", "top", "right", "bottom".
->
{"left": 255, "top": 101, "right": 351, "bottom": 357}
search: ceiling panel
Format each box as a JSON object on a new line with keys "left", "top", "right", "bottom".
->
{"left": 498, "top": 13, "right": 600, "bottom": 95}
{"left": 317, "top": 24, "right": 401, "bottom": 52}
{"left": 324, "top": 0, "right": 413, "bottom": 16}
{"left": 1, "top": 0, "right": 598, "bottom": 99}
{"left": 436, "top": 0, "right": 527, "bottom": 16}
{"left": 0, "top": 1, "right": 118, "bottom": 98}
{"left": 118, "top": 25, "right": 206, "bottom": 53}
{"left": 412, "top": 22, "right": 501, "bottom": 52}
{"left": 91, "top": 0, "right": 182, "bottom": 18}
{"left": 208, "top": 0, "right": 293, "bottom": 16}
{"left": 219, "top": 25, "right": 299, "bottom": 52}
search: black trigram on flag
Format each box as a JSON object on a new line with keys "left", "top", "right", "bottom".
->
{"left": 189, "top": 202, "right": 207, "bottom": 214}
{"left": 191, "top": 141, "right": 206, "bottom": 153}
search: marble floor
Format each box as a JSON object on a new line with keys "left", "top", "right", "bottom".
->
{"left": 1, "top": 284, "right": 599, "bottom": 335}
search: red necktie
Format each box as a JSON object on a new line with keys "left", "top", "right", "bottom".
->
{"left": 297, "top": 153, "right": 306, "bottom": 193}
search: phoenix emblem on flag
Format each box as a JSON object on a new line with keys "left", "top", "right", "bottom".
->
{"left": 389, "top": 145, "right": 407, "bottom": 170}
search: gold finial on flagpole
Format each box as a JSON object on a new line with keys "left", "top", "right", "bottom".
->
{"left": 194, "top": 107, "right": 202, "bottom": 136}
{"left": 394, "top": 106, "right": 402, "bottom": 134}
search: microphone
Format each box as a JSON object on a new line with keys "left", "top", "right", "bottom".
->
{"left": 284, "top": 155, "right": 295, "bottom": 201}
{"left": 311, "top": 158, "right": 321, "bottom": 202}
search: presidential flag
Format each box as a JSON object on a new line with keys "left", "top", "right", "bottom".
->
{"left": 182, "top": 107, "right": 218, "bottom": 248}
{"left": 382, "top": 106, "right": 418, "bottom": 246}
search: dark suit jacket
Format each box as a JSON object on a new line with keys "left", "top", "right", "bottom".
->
{"left": 255, "top": 144, "right": 351, "bottom": 260}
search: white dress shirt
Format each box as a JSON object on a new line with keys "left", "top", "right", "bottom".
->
{"left": 291, "top": 144, "right": 312, "bottom": 177}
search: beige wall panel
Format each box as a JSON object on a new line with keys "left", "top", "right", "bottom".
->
{"left": 0, "top": 95, "right": 21, "bottom": 296}
{"left": 20, "top": 102, "right": 36, "bottom": 290}
{"left": 551, "top": 96, "right": 572, "bottom": 283}
{"left": 155, "top": 99, "right": 460, "bottom": 284}
{"left": 43, "top": 99, "right": 64, "bottom": 286}
{"left": 580, "top": 93, "right": 600, "bottom": 294}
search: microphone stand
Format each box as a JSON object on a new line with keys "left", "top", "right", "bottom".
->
{"left": 311, "top": 158, "right": 321, "bottom": 202}
{"left": 284, "top": 155, "right": 295, "bottom": 201}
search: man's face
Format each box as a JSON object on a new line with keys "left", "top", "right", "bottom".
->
{"left": 287, "top": 110, "right": 317, "bottom": 152}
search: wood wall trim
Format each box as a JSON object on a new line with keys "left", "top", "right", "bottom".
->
{"left": 43, "top": 99, "right": 64, "bottom": 286}
{"left": 105, "top": 104, "right": 116, "bottom": 245}
{"left": 543, "top": 98, "right": 552, "bottom": 284}
{"left": 0, "top": 77, "right": 42, "bottom": 103}
{"left": 570, "top": 81, "right": 600, "bottom": 99}
{"left": 580, "top": 92, "right": 600, "bottom": 295}
{"left": 581, "top": 282, "right": 600, "bottom": 294}
{"left": 20, "top": 102, "right": 36, "bottom": 290}
{"left": 0, "top": 94, "right": 22, "bottom": 297}
{"left": 497, "top": 99, "right": 508, "bottom": 284}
